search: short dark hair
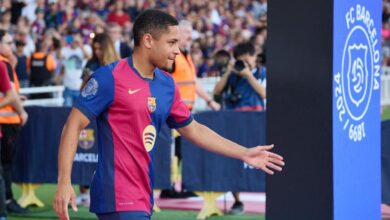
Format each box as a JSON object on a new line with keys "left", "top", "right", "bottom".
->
{"left": 132, "top": 9, "right": 178, "bottom": 47}
{"left": 0, "top": 29, "right": 7, "bottom": 42}
{"left": 214, "top": 49, "right": 231, "bottom": 66}
{"left": 233, "top": 42, "right": 256, "bottom": 59}
{"left": 35, "top": 40, "right": 43, "bottom": 52}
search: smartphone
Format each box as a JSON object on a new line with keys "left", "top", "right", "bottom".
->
{"left": 65, "top": 35, "right": 74, "bottom": 45}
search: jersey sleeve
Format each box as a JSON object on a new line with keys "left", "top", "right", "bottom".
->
{"left": 74, "top": 66, "right": 114, "bottom": 121}
{"left": 0, "top": 62, "right": 11, "bottom": 93}
{"left": 166, "top": 83, "right": 193, "bottom": 129}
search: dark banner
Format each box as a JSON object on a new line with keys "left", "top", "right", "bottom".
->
{"left": 182, "top": 111, "right": 266, "bottom": 192}
{"left": 12, "top": 107, "right": 171, "bottom": 188}
{"left": 382, "top": 119, "right": 390, "bottom": 204}
{"left": 13, "top": 107, "right": 69, "bottom": 184}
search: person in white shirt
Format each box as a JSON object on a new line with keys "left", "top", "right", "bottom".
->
{"left": 61, "top": 32, "right": 92, "bottom": 107}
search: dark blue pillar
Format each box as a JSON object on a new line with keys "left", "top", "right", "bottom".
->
{"left": 266, "top": 0, "right": 382, "bottom": 219}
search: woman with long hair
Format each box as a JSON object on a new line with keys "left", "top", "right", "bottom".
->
{"left": 80, "top": 32, "right": 120, "bottom": 89}
{"left": 77, "top": 32, "right": 120, "bottom": 207}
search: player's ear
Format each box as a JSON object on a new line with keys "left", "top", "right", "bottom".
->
{"left": 143, "top": 33, "right": 153, "bottom": 49}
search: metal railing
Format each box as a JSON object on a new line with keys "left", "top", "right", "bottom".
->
{"left": 19, "top": 86, "right": 65, "bottom": 106}
{"left": 15, "top": 67, "right": 390, "bottom": 108}
{"left": 197, "top": 69, "right": 390, "bottom": 108}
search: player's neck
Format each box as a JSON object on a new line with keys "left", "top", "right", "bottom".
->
{"left": 132, "top": 51, "right": 154, "bottom": 79}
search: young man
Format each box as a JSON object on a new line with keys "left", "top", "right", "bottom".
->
{"left": 53, "top": 10, "right": 284, "bottom": 220}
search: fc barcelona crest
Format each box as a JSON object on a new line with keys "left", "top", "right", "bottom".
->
{"left": 79, "top": 129, "right": 95, "bottom": 150}
{"left": 148, "top": 97, "right": 156, "bottom": 113}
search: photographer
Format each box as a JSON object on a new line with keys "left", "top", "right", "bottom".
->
{"left": 213, "top": 42, "right": 266, "bottom": 215}
{"left": 214, "top": 42, "right": 266, "bottom": 111}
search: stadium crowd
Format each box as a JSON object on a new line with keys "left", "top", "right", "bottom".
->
{"left": 0, "top": 0, "right": 268, "bottom": 92}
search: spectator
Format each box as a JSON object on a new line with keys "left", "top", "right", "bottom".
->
{"left": 61, "top": 32, "right": 92, "bottom": 107}
{"left": 14, "top": 21, "right": 35, "bottom": 57}
{"left": 107, "top": 0, "right": 131, "bottom": 27}
{"left": 14, "top": 40, "right": 29, "bottom": 88}
{"left": 21, "top": 0, "right": 45, "bottom": 24}
{"left": 81, "top": 32, "right": 120, "bottom": 88}
{"left": 94, "top": 0, "right": 109, "bottom": 20}
{"left": 10, "top": 0, "right": 25, "bottom": 25}
{"left": 125, "top": 0, "right": 142, "bottom": 21}
{"left": 214, "top": 42, "right": 266, "bottom": 111}
{"left": 252, "top": 0, "right": 267, "bottom": 20}
{"left": 0, "top": 10, "right": 12, "bottom": 33}
{"left": 28, "top": 39, "right": 56, "bottom": 90}
{"left": 107, "top": 23, "right": 131, "bottom": 58}
{"left": 31, "top": 7, "right": 45, "bottom": 41}
{"left": 45, "top": 1, "right": 61, "bottom": 30}
{"left": 50, "top": 34, "right": 64, "bottom": 85}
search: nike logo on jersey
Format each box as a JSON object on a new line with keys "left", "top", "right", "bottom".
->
{"left": 128, "top": 88, "right": 141, "bottom": 95}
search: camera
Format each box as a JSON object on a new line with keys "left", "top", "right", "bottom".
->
{"left": 234, "top": 60, "right": 245, "bottom": 72}
{"left": 227, "top": 91, "right": 242, "bottom": 104}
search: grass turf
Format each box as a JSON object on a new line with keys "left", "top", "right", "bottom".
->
{"left": 8, "top": 184, "right": 264, "bottom": 220}
{"left": 384, "top": 107, "right": 390, "bottom": 120}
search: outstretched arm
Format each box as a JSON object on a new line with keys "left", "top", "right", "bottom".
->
{"left": 54, "top": 108, "right": 90, "bottom": 220}
{"left": 177, "top": 120, "right": 284, "bottom": 174}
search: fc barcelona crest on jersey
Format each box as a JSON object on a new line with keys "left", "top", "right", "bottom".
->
{"left": 78, "top": 129, "right": 95, "bottom": 150}
{"left": 148, "top": 97, "right": 156, "bottom": 113}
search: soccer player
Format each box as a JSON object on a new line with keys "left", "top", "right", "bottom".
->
{"left": 53, "top": 9, "right": 284, "bottom": 220}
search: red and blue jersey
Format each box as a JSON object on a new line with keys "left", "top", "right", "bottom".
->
{"left": 74, "top": 57, "right": 193, "bottom": 214}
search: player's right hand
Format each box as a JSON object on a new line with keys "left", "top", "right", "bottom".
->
{"left": 53, "top": 183, "right": 78, "bottom": 220}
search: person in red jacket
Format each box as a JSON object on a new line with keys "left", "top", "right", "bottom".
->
{"left": 107, "top": 0, "right": 130, "bottom": 27}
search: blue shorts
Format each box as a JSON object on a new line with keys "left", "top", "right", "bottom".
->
{"left": 96, "top": 211, "right": 150, "bottom": 220}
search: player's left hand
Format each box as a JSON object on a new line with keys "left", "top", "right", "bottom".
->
{"left": 242, "top": 145, "right": 284, "bottom": 175}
